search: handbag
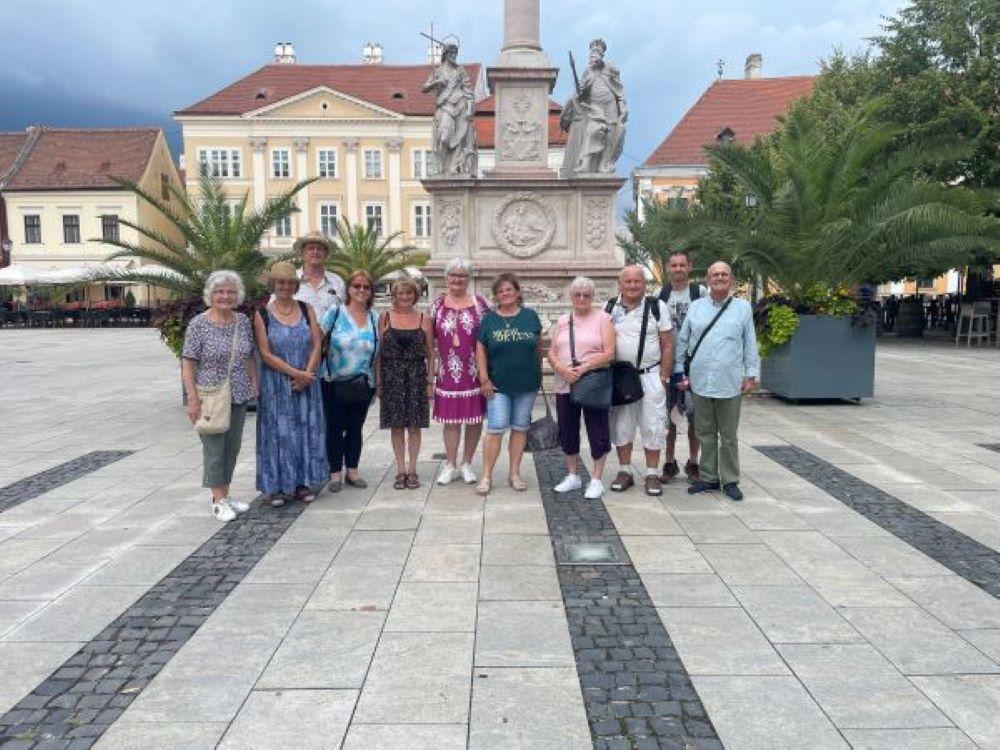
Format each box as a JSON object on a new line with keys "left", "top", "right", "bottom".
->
{"left": 195, "top": 321, "right": 240, "bottom": 436}
{"left": 608, "top": 297, "right": 655, "bottom": 407}
{"left": 684, "top": 297, "right": 733, "bottom": 376}
{"left": 526, "top": 388, "right": 560, "bottom": 452}
{"left": 567, "top": 313, "right": 612, "bottom": 410}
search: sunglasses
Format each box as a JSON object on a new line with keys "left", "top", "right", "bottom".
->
{"left": 350, "top": 284, "right": 372, "bottom": 291}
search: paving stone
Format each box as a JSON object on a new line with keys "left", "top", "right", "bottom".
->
{"left": 384, "top": 581, "right": 477, "bottom": 632}
{"left": 841, "top": 727, "right": 977, "bottom": 749}
{"left": 620, "top": 536, "right": 713, "bottom": 575}
{"left": 244, "top": 542, "right": 339, "bottom": 585}
{"left": 342, "top": 724, "right": 467, "bottom": 750}
{"left": 4, "top": 587, "right": 147, "bottom": 643}
{"left": 481, "top": 534, "right": 554, "bottom": 566}
{"left": 479, "top": 565, "right": 561, "bottom": 601}
{"left": 414, "top": 513, "right": 483, "bottom": 545}
{"left": 0, "top": 452, "right": 133, "bottom": 515}
{"left": 697, "top": 543, "right": 803, "bottom": 586}
{"left": 403, "top": 544, "right": 480, "bottom": 582}
{"left": 958, "top": 629, "right": 1000, "bottom": 662}
{"left": 305, "top": 564, "right": 402, "bottom": 611}
{"left": 218, "top": 689, "right": 357, "bottom": 749}
{"left": 334, "top": 530, "right": 414, "bottom": 567}
{"left": 910, "top": 675, "right": 1000, "bottom": 748}
{"left": 475, "top": 600, "right": 574, "bottom": 667}
{"left": 641, "top": 575, "right": 738, "bottom": 608}
{"left": 888, "top": 576, "right": 1000, "bottom": 630}
{"left": 605, "top": 504, "right": 685, "bottom": 536}
{"left": 730, "top": 585, "right": 862, "bottom": 644}
{"left": 657, "top": 607, "right": 789, "bottom": 676}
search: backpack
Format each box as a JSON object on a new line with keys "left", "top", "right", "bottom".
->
{"left": 604, "top": 295, "right": 661, "bottom": 322}
{"left": 657, "top": 283, "right": 701, "bottom": 303}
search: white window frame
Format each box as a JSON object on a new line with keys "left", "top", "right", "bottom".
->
{"left": 274, "top": 215, "right": 292, "bottom": 238}
{"left": 271, "top": 148, "right": 291, "bottom": 179}
{"left": 412, "top": 202, "right": 432, "bottom": 238}
{"left": 317, "top": 148, "right": 338, "bottom": 179}
{"left": 62, "top": 214, "right": 81, "bottom": 244}
{"left": 319, "top": 202, "right": 340, "bottom": 237}
{"left": 412, "top": 149, "right": 436, "bottom": 179}
{"left": 23, "top": 214, "right": 41, "bottom": 244}
{"left": 364, "top": 202, "right": 384, "bottom": 236}
{"left": 197, "top": 148, "right": 242, "bottom": 178}
{"left": 363, "top": 148, "right": 383, "bottom": 179}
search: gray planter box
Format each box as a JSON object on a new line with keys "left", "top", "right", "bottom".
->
{"left": 761, "top": 314, "right": 875, "bottom": 401}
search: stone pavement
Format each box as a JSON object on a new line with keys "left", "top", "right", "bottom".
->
{"left": 0, "top": 331, "right": 999, "bottom": 748}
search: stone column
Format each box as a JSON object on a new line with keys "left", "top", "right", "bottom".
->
{"left": 385, "top": 137, "right": 403, "bottom": 239}
{"left": 249, "top": 137, "right": 267, "bottom": 211}
{"left": 343, "top": 137, "right": 359, "bottom": 224}
{"left": 293, "top": 137, "right": 310, "bottom": 233}
{"left": 503, "top": 0, "right": 540, "bottom": 55}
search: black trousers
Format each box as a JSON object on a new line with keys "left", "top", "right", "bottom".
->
{"left": 322, "top": 380, "right": 371, "bottom": 472}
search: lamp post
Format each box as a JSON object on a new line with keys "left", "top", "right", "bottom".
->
{"left": 1, "top": 239, "right": 11, "bottom": 268}
{"left": 745, "top": 193, "right": 761, "bottom": 302}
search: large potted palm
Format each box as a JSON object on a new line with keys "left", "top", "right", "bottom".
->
{"left": 705, "top": 104, "right": 1000, "bottom": 400}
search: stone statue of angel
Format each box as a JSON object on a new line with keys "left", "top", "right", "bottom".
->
{"left": 422, "top": 41, "right": 478, "bottom": 176}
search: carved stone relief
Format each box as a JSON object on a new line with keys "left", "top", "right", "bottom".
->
{"left": 492, "top": 191, "right": 556, "bottom": 259}
{"left": 521, "top": 282, "right": 560, "bottom": 303}
{"left": 583, "top": 197, "right": 609, "bottom": 249}
{"left": 499, "top": 92, "right": 541, "bottom": 161}
{"left": 438, "top": 198, "right": 463, "bottom": 249}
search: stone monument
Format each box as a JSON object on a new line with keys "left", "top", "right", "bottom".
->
{"left": 421, "top": 0, "right": 626, "bottom": 316}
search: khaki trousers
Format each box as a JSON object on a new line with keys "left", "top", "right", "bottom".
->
{"left": 692, "top": 393, "right": 742, "bottom": 486}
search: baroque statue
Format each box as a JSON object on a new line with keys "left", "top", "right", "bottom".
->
{"left": 422, "top": 41, "right": 478, "bottom": 176}
{"left": 560, "top": 38, "right": 627, "bottom": 175}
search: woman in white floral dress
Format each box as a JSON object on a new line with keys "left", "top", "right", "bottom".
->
{"left": 430, "top": 258, "right": 490, "bottom": 485}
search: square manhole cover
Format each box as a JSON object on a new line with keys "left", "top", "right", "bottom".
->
{"left": 558, "top": 541, "right": 627, "bottom": 566}
{"left": 431, "top": 452, "right": 447, "bottom": 460}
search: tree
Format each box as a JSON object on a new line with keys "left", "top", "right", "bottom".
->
{"left": 326, "top": 218, "right": 428, "bottom": 282}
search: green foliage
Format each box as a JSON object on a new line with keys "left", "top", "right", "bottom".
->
{"left": 326, "top": 218, "right": 428, "bottom": 283}
{"left": 160, "top": 314, "right": 187, "bottom": 358}
{"left": 757, "top": 304, "right": 799, "bottom": 359}
{"left": 802, "top": 286, "right": 858, "bottom": 317}
{"left": 124, "top": 290, "right": 136, "bottom": 307}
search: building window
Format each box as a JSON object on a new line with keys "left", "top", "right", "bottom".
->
{"left": 63, "top": 215, "right": 81, "bottom": 244}
{"left": 24, "top": 215, "right": 41, "bottom": 244}
{"left": 317, "top": 149, "right": 338, "bottom": 178}
{"left": 101, "top": 214, "right": 120, "bottom": 242}
{"left": 271, "top": 149, "right": 290, "bottom": 178}
{"left": 412, "top": 203, "right": 432, "bottom": 238}
{"left": 319, "top": 203, "right": 339, "bottom": 237}
{"left": 363, "top": 149, "right": 382, "bottom": 179}
{"left": 197, "top": 148, "right": 242, "bottom": 178}
{"left": 274, "top": 216, "right": 292, "bottom": 237}
{"left": 365, "top": 204, "right": 384, "bottom": 236}
{"left": 160, "top": 173, "right": 171, "bottom": 200}
{"left": 412, "top": 149, "right": 436, "bottom": 178}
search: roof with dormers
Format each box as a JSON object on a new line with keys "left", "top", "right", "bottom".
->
{"left": 642, "top": 76, "right": 815, "bottom": 167}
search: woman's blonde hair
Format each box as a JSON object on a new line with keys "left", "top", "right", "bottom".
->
{"left": 344, "top": 269, "right": 375, "bottom": 309}
{"left": 391, "top": 277, "right": 421, "bottom": 304}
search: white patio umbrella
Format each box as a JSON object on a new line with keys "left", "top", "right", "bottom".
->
{"left": 0, "top": 266, "right": 59, "bottom": 286}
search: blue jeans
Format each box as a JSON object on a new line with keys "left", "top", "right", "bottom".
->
{"left": 486, "top": 391, "right": 537, "bottom": 434}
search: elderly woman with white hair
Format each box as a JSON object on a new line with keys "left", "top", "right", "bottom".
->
{"left": 181, "top": 270, "right": 258, "bottom": 522}
{"left": 429, "top": 258, "right": 490, "bottom": 485}
{"left": 547, "top": 275, "right": 616, "bottom": 499}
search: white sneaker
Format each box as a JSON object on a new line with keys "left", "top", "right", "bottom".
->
{"left": 212, "top": 500, "right": 236, "bottom": 522}
{"left": 554, "top": 474, "right": 582, "bottom": 493}
{"left": 584, "top": 479, "right": 604, "bottom": 500}
{"left": 460, "top": 463, "right": 477, "bottom": 484}
{"left": 437, "top": 463, "right": 458, "bottom": 485}
{"left": 227, "top": 496, "right": 250, "bottom": 513}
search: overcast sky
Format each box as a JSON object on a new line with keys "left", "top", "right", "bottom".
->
{"left": 1, "top": 0, "right": 904, "bottom": 183}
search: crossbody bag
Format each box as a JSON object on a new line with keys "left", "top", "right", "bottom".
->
{"left": 327, "top": 307, "right": 378, "bottom": 404}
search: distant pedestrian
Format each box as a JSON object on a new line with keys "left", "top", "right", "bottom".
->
{"left": 675, "top": 261, "right": 758, "bottom": 502}
{"left": 253, "top": 262, "right": 328, "bottom": 507}
{"left": 376, "top": 278, "right": 433, "bottom": 490}
{"left": 475, "top": 273, "right": 543, "bottom": 495}
{"left": 547, "top": 276, "right": 616, "bottom": 499}
{"left": 182, "top": 270, "right": 258, "bottom": 522}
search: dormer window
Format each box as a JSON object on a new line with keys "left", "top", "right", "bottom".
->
{"left": 716, "top": 127, "right": 735, "bottom": 143}
{"left": 255, "top": 88, "right": 268, "bottom": 100}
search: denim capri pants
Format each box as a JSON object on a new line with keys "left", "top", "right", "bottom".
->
{"left": 486, "top": 391, "right": 537, "bottom": 434}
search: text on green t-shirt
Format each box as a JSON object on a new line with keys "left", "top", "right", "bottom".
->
{"left": 476, "top": 307, "right": 542, "bottom": 394}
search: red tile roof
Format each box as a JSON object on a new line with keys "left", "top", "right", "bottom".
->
{"left": 642, "top": 76, "right": 815, "bottom": 167}
{"left": 5, "top": 128, "right": 160, "bottom": 191}
{"left": 176, "top": 63, "right": 482, "bottom": 117}
{"left": 0, "top": 132, "right": 30, "bottom": 183}
{"left": 473, "top": 95, "right": 567, "bottom": 148}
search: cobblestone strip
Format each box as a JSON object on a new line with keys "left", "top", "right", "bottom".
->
{"left": 0, "top": 500, "right": 305, "bottom": 749}
{"left": 758, "top": 445, "right": 1000, "bottom": 598}
{"left": 0, "top": 451, "right": 134, "bottom": 514}
{"left": 533, "top": 450, "right": 722, "bottom": 750}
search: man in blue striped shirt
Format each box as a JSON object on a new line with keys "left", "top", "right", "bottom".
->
{"left": 674, "top": 261, "right": 759, "bottom": 501}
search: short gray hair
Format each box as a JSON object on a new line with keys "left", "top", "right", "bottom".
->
{"left": 203, "top": 270, "right": 246, "bottom": 307}
{"left": 443, "top": 257, "right": 473, "bottom": 277}
{"left": 568, "top": 275, "right": 596, "bottom": 297}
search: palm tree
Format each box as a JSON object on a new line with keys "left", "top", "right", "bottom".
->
{"left": 326, "top": 217, "right": 428, "bottom": 282}
{"left": 703, "top": 104, "right": 1000, "bottom": 308}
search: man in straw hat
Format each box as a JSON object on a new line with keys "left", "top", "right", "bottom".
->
{"left": 291, "top": 230, "right": 345, "bottom": 319}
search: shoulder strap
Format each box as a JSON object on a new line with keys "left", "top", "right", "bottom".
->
{"left": 259, "top": 306, "right": 270, "bottom": 332}
{"left": 297, "top": 300, "right": 309, "bottom": 319}
{"left": 688, "top": 297, "right": 733, "bottom": 369}
{"left": 224, "top": 318, "right": 240, "bottom": 382}
{"left": 604, "top": 298, "right": 615, "bottom": 315}
{"left": 689, "top": 282, "right": 701, "bottom": 301}
{"left": 646, "top": 295, "right": 660, "bottom": 321}
{"left": 568, "top": 314, "right": 577, "bottom": 365}
{"left": 635, "top": 298, "right": 652, "bottom": 368}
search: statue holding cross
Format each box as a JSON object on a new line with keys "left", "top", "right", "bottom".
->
{"left": 421, "top": 36, "right": 478, "bottom": 177}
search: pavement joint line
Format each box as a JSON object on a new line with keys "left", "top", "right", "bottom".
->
{"left": 0, "top": 451, "right": 134, "bottom": 514}
{"left": 532, "top": 449, "right": 723, "bottom": 750}
{"left": 0, "top": 496, "right": 307, "bottom": 748}
{"left": 756, "top": 444, "right": 1000, "bottom": 599}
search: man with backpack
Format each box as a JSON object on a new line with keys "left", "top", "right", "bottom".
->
{"left": 658, "top": 250, "right": 706, "bottom": 483}
{"left": 605, "top": 266, "right": 673, "bottom": 496}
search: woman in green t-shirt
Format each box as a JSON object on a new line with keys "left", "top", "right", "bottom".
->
{"left": 474, "top": 273, "right": 543, "bottom": 495}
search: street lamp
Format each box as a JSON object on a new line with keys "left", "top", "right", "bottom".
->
{"left": 745, "top": 192, "right": 758, "bottom": 209}
{"left": 1, "top": 239, "right": 11, "bottom": 268}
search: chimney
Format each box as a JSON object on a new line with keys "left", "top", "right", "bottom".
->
{"left": 362, "top": 42, "right": 384, "bottom": 65}
{"left": 273, "top": 41, "right": 296, "bottom": 64}
{"left": 745, "top": 53, "right": 762, "bottom": 79}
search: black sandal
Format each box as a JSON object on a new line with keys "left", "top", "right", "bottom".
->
{"left": 405, "top": 472, "right": 420, "bottom": 490}
{"left": 393, "top": 473, "right": 407, "bottom": 490}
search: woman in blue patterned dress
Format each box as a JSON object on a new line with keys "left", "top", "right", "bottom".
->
{"left": 253, "top": 262, "right": 328, "bottom": 506}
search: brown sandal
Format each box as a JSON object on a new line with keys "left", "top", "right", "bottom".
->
{"left": 393, "top": 473, "right": 407, "bottom": 490}
{"left": 405, "top": 472, "right": 420, "bottom": 489}
{"left": 610, "top": 471, "right": 635, "bottom": 492}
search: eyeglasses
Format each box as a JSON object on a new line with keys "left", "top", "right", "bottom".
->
{"left": 350, "top": 284, "right": 372, "bottom": 291}
{"left": 571, "top": 292, "right": 594, "bottom": 299}
{"left": 447, "top": 273, "right": 468, "bottom": 280}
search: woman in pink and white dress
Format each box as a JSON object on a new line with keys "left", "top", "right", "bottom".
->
{"left": 429, "top": 258, "right": 490, "bottom": 485}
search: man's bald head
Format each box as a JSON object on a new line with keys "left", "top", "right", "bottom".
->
{"left": 706, "top": 261, "right": 734, "bottom": 300}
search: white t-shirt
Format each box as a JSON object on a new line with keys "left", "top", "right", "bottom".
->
{"left": 608, "top": 296, "right": 673, "bottom": 369}
{"left": 662, "top": 284, "right": 708, "bottom": 332}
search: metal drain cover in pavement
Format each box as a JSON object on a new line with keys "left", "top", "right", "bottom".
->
{"left": 559, "top": 541, "right": 626, "bottom": 565}
{"left": 431, "top": 452, "right": 447, "bottom": 460}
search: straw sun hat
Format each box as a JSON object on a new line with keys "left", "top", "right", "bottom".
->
{"left": 292, "top": 230, "right": 334, "bottom": 254}
{"left": 268, "top": 262, "right": 298, "bottom": 282}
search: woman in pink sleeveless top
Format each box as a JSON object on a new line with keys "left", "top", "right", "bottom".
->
{"left": 547, "top": 276, "right": 616, "bottom": 499}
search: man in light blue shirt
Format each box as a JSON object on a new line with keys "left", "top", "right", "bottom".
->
{"left": 675, "top": 261, "right": 759, "bottom": 501}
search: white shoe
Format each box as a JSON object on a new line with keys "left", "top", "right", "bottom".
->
{"left": 460, "top": 463, "right": 477, "bottom": 484}
{"left": 584, "top": 479, "right": 604, "bottom": 500}
{"left": 554, "top": 474, "right": 582, "bottom": 493}
{"left": 227, "top": 496, "right": 250, "bottom": 513}
{"left": 212, "top": 500, "right": 236, "bottom": 522}
{"left": 437, "top": 464, "right": 458, "bottom": 485}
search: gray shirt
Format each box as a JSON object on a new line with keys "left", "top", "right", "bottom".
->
{"left": 674, "top": 295, "right": 759, "bottom": 399}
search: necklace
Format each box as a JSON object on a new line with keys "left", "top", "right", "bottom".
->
{"left": 273, "top": 300, "right": 296, "bottom": 316}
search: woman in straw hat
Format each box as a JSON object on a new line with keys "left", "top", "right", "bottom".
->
{"left": 253, "top": 262, "right": 328, "bottom": 506}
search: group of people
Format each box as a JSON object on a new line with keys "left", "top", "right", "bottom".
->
{"left": 181, "top": 231, "right": 759, "bottom": 522}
